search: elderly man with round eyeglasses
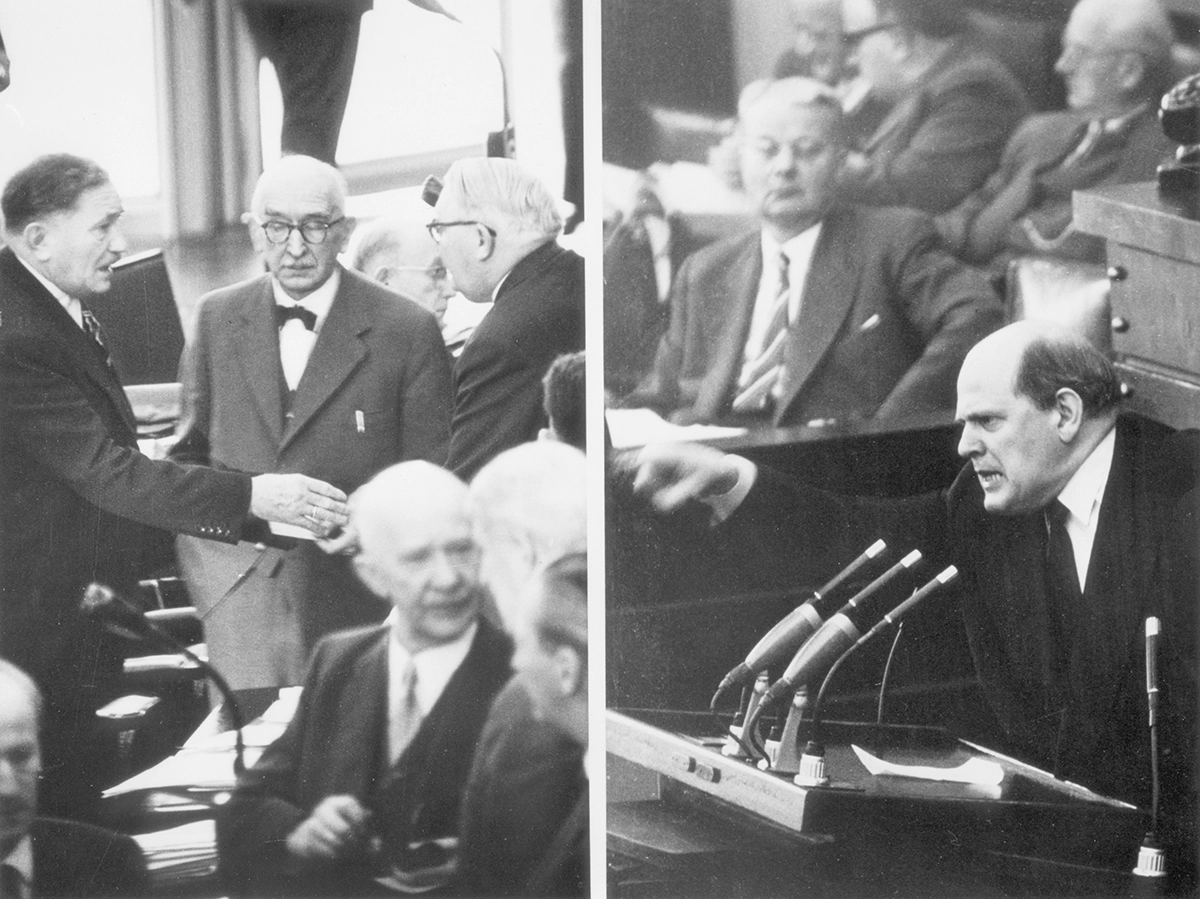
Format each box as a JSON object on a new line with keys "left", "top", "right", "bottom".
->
{"left": 171, "top": 154, "right": 454, "bottom": 696}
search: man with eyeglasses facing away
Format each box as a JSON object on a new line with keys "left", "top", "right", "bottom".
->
{"left": 172, "top": 154, "right": 453, "bottom": 695}
{"left": 426, "top": 157, "right": 585, "bottom": 481}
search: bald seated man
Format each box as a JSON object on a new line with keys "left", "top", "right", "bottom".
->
{"left": 428, "top": 157, "right": 585, "bottom": 480}
{"left": 458, "top": 442, "right": 588, "bottom": 897}
{"left": 0, "top": 659, "right": 149, "bottom": 897}
{"left": 218, "top": 461, "right": 513, "bottom": 897}
{"left": 172, "top": 155, "right": 453, "bottom": 695}
{"left": 936, "top": 0, "right": 1177, "bottom": 266}
{"left": 634, "top": 320, "right": 1198, "bottom": 890}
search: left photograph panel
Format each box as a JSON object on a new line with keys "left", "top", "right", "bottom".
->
{"left": 0, "top": 1, "right": 591, "bottom": 896}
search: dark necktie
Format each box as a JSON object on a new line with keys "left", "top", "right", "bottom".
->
{"left": 80, "top": 306, "right": 114, "bottom": 370}
{"left": 275, "top": 303, "right": 317, "bottom": 331}
{"left": 1044, "top": 500, "right": 1081, "bottom": 678}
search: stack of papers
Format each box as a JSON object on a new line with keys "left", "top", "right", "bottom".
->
{"left": 133, "top": 819, "right": 218, "bottom": 888}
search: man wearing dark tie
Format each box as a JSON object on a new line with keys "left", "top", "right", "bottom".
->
{"left": 172, "top": 154, "right": 453, "bottom": 694}
{"left": 0, "top": 659, "right": 149, "bottom": 898}
{"left": 217, "top": 461, "right": 513, "bottom": 897}
{"left": 0, "top": 154, "right": 348, "bottom": 822}
{"left": 627, "top": 77, "right": 1002, "bottom": 429}
{"left": 936, "top": 0, "right": 1176, "bottom": 267}
{"left": 633, "top": 320, "right": 1198, "bottom": 889}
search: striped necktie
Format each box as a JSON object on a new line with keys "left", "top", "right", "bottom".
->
{"left": 732, "top": 250, "right": 791, "bottom": 414}
{"left": 80, "top": 307, "right": 115, "bottom": 371}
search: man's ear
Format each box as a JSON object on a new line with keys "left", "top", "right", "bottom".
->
{"left": 22, "top": 222, "right": 50, "bottom": 258}
{"left": 552, "top": 645, "right": 584, "bottom": 697}
{"left": 372, "top": 265, "right": 393, "bottom": 288}
{"left": 1053, "top": 388, "right": 1084, "bottom": 442}
{"left": 474, "top": 223, "right": 496, "bottom": 261}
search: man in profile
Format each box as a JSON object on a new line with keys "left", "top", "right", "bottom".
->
{"left": 457, "top": 441, "right": 588, "bottom": 897}
{"left": 936, "top": 0, "right": 1176, "bottom": 266}
{"left": 634, "top": 321, "right": 1198, "bottom": 889}
{"left": 427, "top": 157, "right": 585, "bottom": 480}
{"left": 0, "top": 658, "right": 149, "bottom": 896}
{"left": 629, "top": 77, "right": 1002, "bottom": 429}
{"left": 172, "top": 154, "right": 453, "bottom": 693}
{"left": 217, "top": 461, "right": 512, "bottom": 897}
{"left": 0, "top": 153, "right": 347, "bottom": 820}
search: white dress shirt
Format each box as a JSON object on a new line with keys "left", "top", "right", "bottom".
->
{"left": 1053, "top": 426, "right": 1116, "bottom": 591}
{"left": 273, "top": 268, "right": 340, "bottom": 391}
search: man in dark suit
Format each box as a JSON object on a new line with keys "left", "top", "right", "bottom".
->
{"left": 1, "top": 658, "right": 149, "bottom": 897}
{"left": 218, "top": 461, "right": 512, "bottom": 897}
{"left": 0, "top": 154, "right": 348, "bottom": 821}
{"left": 633, "top": 320, "right": 1198, "bottom": 890}
{"left": 172, "top": 154, "right": 453, "bottom": 693}
{"left": 428, "top": 157, "right": 585, "bottom": 481}
{"left": 838, "top": 0, "right": 1029, "bottom": 214}
{"left": 629, "top": 77, "right": 1002, "bottom": 429}
{"left": 936, "top": 0, "right": 1176, "bottom": 267}
{"left": 458, "top": 442, "right": 587, "bottom": 897}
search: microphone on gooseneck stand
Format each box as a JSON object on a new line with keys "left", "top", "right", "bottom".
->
{"left": 742, "top": 550, "right": 923, "bottom": 754}
{"left": 81, "top": 582, "right": 248, "bottom": 776}
{"left": 710, "top": 539, "right": 888, "bottom": 711}
{"left": 795, "top": 566, "right": 958, "bottom": 787}
{"left": 1131, "top": 616, "right": 1167, "bottom": 888}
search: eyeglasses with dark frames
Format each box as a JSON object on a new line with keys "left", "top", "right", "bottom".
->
{"left": 254, "top": 217, "right": 345, "bottom": 245}
{"left": 426, "top": 220, "right": 497, "bottom": 243}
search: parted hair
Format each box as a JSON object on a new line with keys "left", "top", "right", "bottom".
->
{"left": 1014, "top": 332, "right": 1123, "bottom": 416}
{"left": 440, "top": 157, "right": 563, "bottom": 241}
{"left": 2, "top": 154, "right": 110, "bottom": 234}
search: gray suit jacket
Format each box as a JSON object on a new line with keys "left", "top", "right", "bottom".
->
{"left": 630, "top": 205, "right": 1003, "bottom": 427}
{"left": 172, "top": 267, "right": 453, "bottom": 686}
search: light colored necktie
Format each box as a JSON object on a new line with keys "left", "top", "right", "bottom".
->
{"left": 80, "top": 307, "right": 115, "bottom": 372}
{"left": 733, "top": 250, "right": 791, "bottom": 414}
{"left": 388, "top": 659, "right": 422, "bottom": 765}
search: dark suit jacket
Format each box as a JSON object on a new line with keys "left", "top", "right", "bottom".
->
{"left": 937, "top": 106, "right": 1174, "bottom": 264}
{"left": 29, "top": 817, "right": 150, "bottom": 898}
{"left": 630, "top": 206, "right": 1003, "bottom": 427}
{"left": 841, "top": 39, "right": 1029, "bottom": 214}
{"left": 0, "top": 245, "right": 252, "bottom": 814}
{"left": 726, "top": 414, "right": 1198, "bottom": 878}
{"left": 218, "top": 617, "right": 513, "bottom": 897}
{"left": 447, "top": 241, "right": 584, "bottom": 481}
{"left": 457, "top": 678, "right": 586, "bottom": 897}
{"left": 171, "top": 267, "right": 452, "bottom": 677}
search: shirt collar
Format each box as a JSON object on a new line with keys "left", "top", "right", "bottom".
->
{"left": 1099, "top": 101, "right": 1149, "bottom": 134}
{"left": 2, "top": 834, "right": 33, "bottom": 891}
{"left": 271, "top": 266, "right": 341, "bottom": 331}
{"left": 14, "top": 253, "right": 81, "bottom": 325}
{"left": 760, "top": 222, "right": 823, "bottom": 270}
{"left": 385, "top": 607, "right": 479, "bottom": 715}
{"left": 1056, "top": 426, "right": 1116, "bottom": 528}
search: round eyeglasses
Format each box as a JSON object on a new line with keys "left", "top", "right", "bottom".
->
{"left": 254, "top": 217, "right": 345, "bottom": 245}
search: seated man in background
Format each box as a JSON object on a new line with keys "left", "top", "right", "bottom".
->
{"left": 172, "top": 155, "right": 453, "bottom": 695}
{"left": 217, "top": 462, "right": 512, "bottom": 897}
{"left": 0, "top": 658, "right": 149, "bottom": 897}
{"left": 936, "top": 0, "right": 1176, "bottom": 267}
{"left": 428, "top": 157, "right": 585, "bottom": 481}
{"left": 458, "top": 442, "right": 587, "bottom": 897}
{"left": 838, "top": 0, "right": 1029, "bottom": 214}
{"left": 633, "top": 320, "right": 1198, "bottom": 891}
{"left": 350, "top": 213, "right": 491, "bottom": 355}
{"left": 628, "top": 77, "right": 1003, "bottom": 429}
{"left": 542, "top": 351, "right": 586, "bottom": 451}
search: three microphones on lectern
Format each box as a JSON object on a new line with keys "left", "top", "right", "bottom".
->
{"left": 81, "top": 582, "right": 248, "bottom": 776}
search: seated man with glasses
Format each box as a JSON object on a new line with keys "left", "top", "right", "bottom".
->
{"left": 935, "top": 0, "right": 1176, "bottom": 268}
{"left": 172, "top": 154, "right": 454, "bottom": 695}
{"left": 350, "top": 213, "right": 491, "bottom": 357}
{"left": 424, "top": 157, "right": 585, "bottom": 481}
{"left": 218, "top": 461, "right": 514, "bottom": 897}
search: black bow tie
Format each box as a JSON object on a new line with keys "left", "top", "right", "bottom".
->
{"left": 276, "top": 304, "right": 317, "bottom": 331}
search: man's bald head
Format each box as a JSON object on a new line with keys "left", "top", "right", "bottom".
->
{"left": 251, "top": 154, "right": 349, "bottom": 218}
{"left": 468, "top": 442, "right": 587, "bottom": 630}
{"left": 350, "top": 462, "right": 482, "bottom": 652}
{"left": 352, "top": 215, "right": 453, "bottom": 324}
{"left": 1056, "top": 0, "right": 1174, "bottom": 112}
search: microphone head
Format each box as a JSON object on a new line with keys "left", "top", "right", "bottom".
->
{"left": 81, "top": 582, "right": 117, "bottom": 615}
{"left": 1146, "top": 617, "right": 1161, "bottom": 638}
{"left": 865, "top": 539, "right": 887, "bottom": 559}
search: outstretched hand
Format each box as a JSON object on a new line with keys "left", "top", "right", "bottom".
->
{"left": 250, "top": 473, "right": 349, "bottom": 537}
{"left": 632, "top": 441, "right": 741, "bottom": 513}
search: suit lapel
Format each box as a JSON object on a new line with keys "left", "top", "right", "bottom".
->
{"left": 335, "top": 630, "right": 390, "bottom": 798}
{"left": 233, "top": 282, "right": 285, "bottom": 446}
{"left": 282, "top": 276, "right": 368, "bottom": 451}
{"left": 694, "top": 238, "right": 761, "bottom": 420}
{"left": 774, "top": 212, "right": 859, "bottom": 423}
